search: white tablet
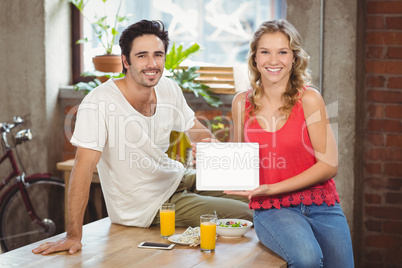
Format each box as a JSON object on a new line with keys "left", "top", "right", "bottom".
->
{"left": 196, "top": 142, "right": 260, "bottom": 191}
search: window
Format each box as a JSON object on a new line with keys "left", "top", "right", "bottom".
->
{"left": 73, "top": 0, "right": 286, "bottom": 79}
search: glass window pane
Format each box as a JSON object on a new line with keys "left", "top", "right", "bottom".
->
{"left": 82, "top": 0, "right": 286, "bottom": 71}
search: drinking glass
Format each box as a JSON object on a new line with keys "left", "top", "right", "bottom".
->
{"left": 200, "top": 214, "right": 217, "bottom": 253}
{"left": 160, "top": 203, "right": 175, "bottom": 238}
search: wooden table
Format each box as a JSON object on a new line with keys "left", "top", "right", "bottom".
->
{"left": 57, "top": 159, "right": 99, "bottom": 228}
{"left": 0, "top": 217, "right": 286, "bottom": 267}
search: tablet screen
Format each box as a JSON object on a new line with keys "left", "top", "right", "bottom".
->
{"left": 196, "top": 142, "right": 260, "bottom": 190}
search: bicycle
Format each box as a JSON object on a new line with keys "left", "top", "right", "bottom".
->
{"left": 0, "top": 116, "right": 65, "bottom": 252}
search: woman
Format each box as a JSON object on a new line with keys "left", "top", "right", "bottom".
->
{"left": 225, "top": 20, "right": 354, "bottom": 267}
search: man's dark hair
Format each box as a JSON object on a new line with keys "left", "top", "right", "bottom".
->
{"left": 119, "top": 20, "right": 169, "bottom": 74}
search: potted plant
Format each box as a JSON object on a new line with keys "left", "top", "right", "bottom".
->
{"left": 68, "top": 0, "right": 129, "bottom": 74}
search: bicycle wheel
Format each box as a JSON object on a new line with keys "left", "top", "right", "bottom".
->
{"left": 0, "top": 177, "right": 65, "bottom": 252}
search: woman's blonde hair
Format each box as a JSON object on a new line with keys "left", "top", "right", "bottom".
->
{"left": 247, "top": 19, "right": 312, "bottom": 118}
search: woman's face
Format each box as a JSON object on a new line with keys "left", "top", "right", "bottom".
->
{"left": 254, "top": 32, "right": 294, "bottom": 88}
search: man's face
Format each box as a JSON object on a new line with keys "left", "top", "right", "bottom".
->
{"left": 124, "top": 34, "right": 165, "bottom": 88}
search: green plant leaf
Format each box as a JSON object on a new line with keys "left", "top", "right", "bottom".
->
{"left": 68, "top": 0, "right": 84, "bottom": 11}
{"left": 117, "top": 15, "right": 129, "bottom": 22}
{"left": 165, "top": 43, "right": 200, "bottom": 71}
{"left": 111, "top": 28, "right": 118, "bottom": 36}
{"left": 75, "top": 37, "right": 89, "bottom": 44}
{"left": 94, "top": 16, "right": 109, "bottom": 30}
{"left": 73, "top": 78, "right": 102, "bottom": 95}
{"left": 88, "top": 81, "right": 98, "bottom": 88}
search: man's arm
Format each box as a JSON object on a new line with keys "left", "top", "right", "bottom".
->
{"left": 185, "top": 118, "right": 216, "bottom": 143}
{"left": 32, "top": 147, "right": 101, "bottom": 255}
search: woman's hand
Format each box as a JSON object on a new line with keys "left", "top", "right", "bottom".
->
{"left": 224, "top": 184, "right": 271, "bottom": 200}
{"left": 223, "top": 190, "right": 252, "bottom": 198}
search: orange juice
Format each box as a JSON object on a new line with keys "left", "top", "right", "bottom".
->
{"left": 200, "top": 222, "right": 216, "bottom": 251}
{"left": 160, "top": 209, "right": 175, "bottom": 237}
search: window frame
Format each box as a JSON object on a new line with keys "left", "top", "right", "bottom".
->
{"left": 71, "top": 6, "right": 92, "bottom": 84}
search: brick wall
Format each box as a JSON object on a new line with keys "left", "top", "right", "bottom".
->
{"left": 363, "top": 1, "right": 402, "bottom": 267}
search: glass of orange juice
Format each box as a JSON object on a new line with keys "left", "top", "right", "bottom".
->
{"left": 160, "top": 203, "right": 175, "bottom": 238}
{"left": 200, "top": 214, "right": 217, "bottom": 253}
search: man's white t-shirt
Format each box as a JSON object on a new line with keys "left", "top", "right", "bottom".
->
{"left": 71, "top": 76, "right": 195, "bottom": 227}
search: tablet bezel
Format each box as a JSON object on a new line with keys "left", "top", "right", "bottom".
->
{"left": 195, "top": 142, "right": 260, "bottom": 191}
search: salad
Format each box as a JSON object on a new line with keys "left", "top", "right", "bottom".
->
{"left": 218, "top": 221, "right": 248, "bottom": 227}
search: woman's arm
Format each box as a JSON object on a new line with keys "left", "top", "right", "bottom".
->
{"left": 231, "top": 91, "right": 247, "bottom": 142}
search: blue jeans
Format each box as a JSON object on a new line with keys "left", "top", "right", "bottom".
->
{"left": 254, "top": 202, "right": 354, "bottom": 268}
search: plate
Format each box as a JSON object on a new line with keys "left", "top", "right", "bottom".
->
{"left": 167, "top": 234, "right": 192, "bottom": 245}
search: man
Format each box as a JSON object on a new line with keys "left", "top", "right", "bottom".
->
{"left": 33, "top": 20, "right": 252, "bottom": 255}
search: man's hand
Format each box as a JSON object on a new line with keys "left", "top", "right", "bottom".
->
{"left": 199, "top": 138, "right": 219, "bottom": 143}
{"left": 191, "top": 138, "right": 220, "bottom": 162}
{"left": 32, "top": 147, "right": 101, "bottom": 256}
{"left": 32, "top": 237, "right": 82, "bottom": 255}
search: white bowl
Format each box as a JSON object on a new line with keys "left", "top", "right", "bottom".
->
{"left": 216, "top": 218, "right": 253, "bottom": 238}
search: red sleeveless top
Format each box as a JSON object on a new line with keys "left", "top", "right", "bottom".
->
{"left": 244, "top": 95, "right": 339, "bottom": 209}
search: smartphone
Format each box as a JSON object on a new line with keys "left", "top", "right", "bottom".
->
{"left": 138, "top": 242, "right": 175, "bottom": 250}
